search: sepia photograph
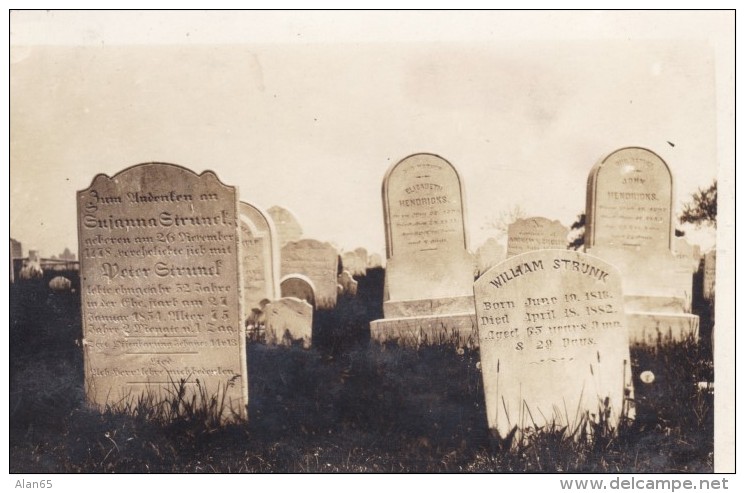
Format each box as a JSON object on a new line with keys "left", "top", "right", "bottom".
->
{"left": 7, "top": 9, "right": 735, "bottom": 483}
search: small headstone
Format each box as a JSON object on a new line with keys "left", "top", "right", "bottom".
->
{"left": 371, "top": 153, "right": 476, "bottom": 346}
{"left": 475, "top": 250, "right": 634, "bottom": 439}
{"left": 475, "top": 238, "right": 506, "bottom": 278}
{"left": 673, "top": 237, "right": 702, "bottom": 273}
{"left": 49, "top": 275, "right": 72, "bottom": 292}
{"left": 506, "top": 217, "right": 569, "bottom": 258}
{"left": 585, "top": 147, "right": 673, "bottom": 251}
{"left": 266, "top": 205, "right": 303, "bottom": 247}
{"left": 281, "top": 239, "right": 339, "bottom": 310}
{"left": 280, "top": 274, "right": 316, "bottom": 307}
{"left": 703, "top": 249, "right": 716, "bottom": 301}
{"left": 338, "top": 270, "right": 358, "bottom": 297}
{"left": 77, "top": 163, "right": 247, "bottom": 422}
{"left": 264, "top": 297, "right": 313, "bottom": 348}
{"left": 342, "top": 249, "right": 367, "bottom": 277}
{"left": 367, "top": 252, "right": 384, "bottom": 269}
{"left": 239, "top": 201, "right": 280, "bottom": 314}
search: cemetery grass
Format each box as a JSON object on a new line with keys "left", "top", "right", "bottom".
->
{"left": 9, "top": 270, "right": 713, "bottom": 473}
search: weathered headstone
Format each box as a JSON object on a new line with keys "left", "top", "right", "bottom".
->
{"left": 475, "top": 238, "right": 506, "bottom": 278}
{"left": 703, "top": 249, "right": 716, "bottom": 301}
{"left": 506, "top": 217, "right": 568, "bottom": 258}
{"left": 342, "top": 250, "right": 367, "bottom": 278}
{"left": 266, "top": 205, "right": 303, "bottom": 247}
{"left": 584, "top": 147, "right": 699, "bottom": 344}
{"left": 585, "top": 147, "right": 673, "bottom": 251}
{"left": 338, "top": 270, "right": 358, "bottom": 297}
{"left": 264, "top": 297, "right": 313, "bottom": 348}
{"left": 673, "top": 237, "right": 702, "bottom": 273}
{"left": 77, "top": 163, "right": 247, "bottom": 421}
{"left": 475, "top": 250, "right": 634, "bottom": 439}
{"left": 367, "top": 252, "right": 384, "bottom": 269}
{"left": 239, "top": 201, "right": 280, "bottom": 314}
{"left": 370, "top": 153, "right": 476, "bottom": 346}
{"left": 280, "top": 274, "right": 316, "bottom": 307}
{"left": 281, "top": 239, "right": 339, "bottom": 309}
{"left": 49, "top": 275, "right": 72, "bottom": 292}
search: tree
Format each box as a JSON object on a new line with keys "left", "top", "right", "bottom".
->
{"left": 480, "top": 204, "right": 527, "bottom": 241}
{"left": 567, "top": 213, "right": 585, "bottom": 250}
{"left": 679, "top": 180, "right": 717, "bottom": 229}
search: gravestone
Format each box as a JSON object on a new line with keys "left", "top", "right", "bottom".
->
{"left": 585, "top": 147, "right": 698, "bottom": 344}
{"left": 506, "top": 217, "right": 568, "bottom": 258}
{"left": 264, "top": 297, "right": 313, "bottom": 348}
{"left": 77, "top": 163, "right": 247, "bottom": 422}
{"left": 266, "top": 205, "right": 303, "bottom": 247}
{"left": 342, "top": 249, "right": 367, "bottom": 277}
{"left": 281, "top": 239, "right": 339, "bottom": 310}
{"left": 475, "top": 250, "right": 634, "bottom": 439}
{"left": 703, "top": 249, "right": 716, "bottom": 301}
{"left": 238, "top": 201, "right": 280, "bottom": 314}
{"left": 338, "top": 270, "right": 358, "bottom": 297}
{"left": 280, "top": 274, "right": 316, "bottom": 307}
{"left": 367, "top": 252, "right": 383, "bottom": 269}
{"left": 673, "top": 237, "right": 702, "bottom": 273}
{"left": 475, "top": 238, "right": 506, "bottom": 278}
{"left": 585, "top": 147, "right": 673, "bottom": 251}
{"left": 370, "top": 153, "right": 476, "bottom": 346}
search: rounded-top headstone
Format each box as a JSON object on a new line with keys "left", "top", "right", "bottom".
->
{"left": 474, "top": 249, "right": 634, "bottom": 439}
{"left": 585, "top": 147, "right": 673, "bottom": 251}
{"left": 239, "top": 201, "right": 280, "bottom": 312}
{"left": 266, "top": 205, "right": 303, "bottom": 247}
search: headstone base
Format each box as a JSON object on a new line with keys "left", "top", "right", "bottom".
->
{"left": 383, "top": 295, "right": 474, "bottom": 318}
{"left": 626, "top": 312, "right": 700, "bottom": 346}
{"left": 370, "top": 312, "right": 477, "bottom": 348}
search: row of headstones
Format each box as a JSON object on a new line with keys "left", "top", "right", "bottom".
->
{"left": 75, "top": 151, "right": 716, "bottom": 437}
{"left": 369, "top": 148, "right": 716, "bottom": 437}
{"left": 76, "top": 163, "right": 377, "bottom": 423}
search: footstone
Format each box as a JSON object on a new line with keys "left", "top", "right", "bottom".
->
{"left": 474, "top": 250, "right": 634, "bottom": 439}
{"left": 77, "top": 163, "right": 247, "bottom": 422}
{"left": 264, "top": 297, "right": 313, "bottom": 348}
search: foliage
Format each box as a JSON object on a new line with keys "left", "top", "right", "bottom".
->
{"left": 567, "top": 213, "right": 586, "bottom": 250}
{"left": 679, "top": 180, "right": 717, "bottom": 228}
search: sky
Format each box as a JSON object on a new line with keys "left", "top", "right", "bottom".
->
{"left": 9, "top": 11, "right": 731, "bottom": 260}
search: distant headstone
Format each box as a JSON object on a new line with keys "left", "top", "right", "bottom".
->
{"left": 475, "top": 238, "right": 506, "bottom": 277}
{"left": 367, "top": 252, "right": 384, "bottom": 269}
{"left": 342, "top": 249, "right": 367, "bottom": 277}
{"left": 59, "top": 247, "right": 77, "bottom": 261}
{"left": 585, "top": 147, "right": 673, "bottom": 251}
{"left": 49, "top": 275, "right": 72, "bottom": 292}
{"left": 475, "top": 250, "right": 634, "bottom": 439}
{"left": 281, "top": 239, "right": 339, "bottom": 309}
{"left": 266, "top": 206, "right": 303, "bottom": 247}
{"left": 280, "top": 274, "right": 316, "bottom": 307}
{"left": 584, "top": 148, "right": 698, "bottom": 344}
{"left": 673, "top": 237, "right": 702, "bottom": 273}
{"left": 264, "top": 297, "right": 313, "bottom": 348}
{"left": 239, "top": 201, "right": 280, "bottom": 314}
{"left": 77, "top": 163, "right": 247, "bottom": 422}
{"left": 506, "top": 217, "right": 568, "bottom": 258}
{"left": 703, "top": 249, "right": 716, "bottom": 301}
{"left": 338, "top": 270, "right": 358, "bottom": 297}
{"left": 371, "top": 153, "right": 476, "bottom": 346}
{"left": 10, "top": 238, "right": 22, "bottom": 258}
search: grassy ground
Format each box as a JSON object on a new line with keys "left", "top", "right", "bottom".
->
{"left": 9, "top": 269, "right": 714, "bottom": 473}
